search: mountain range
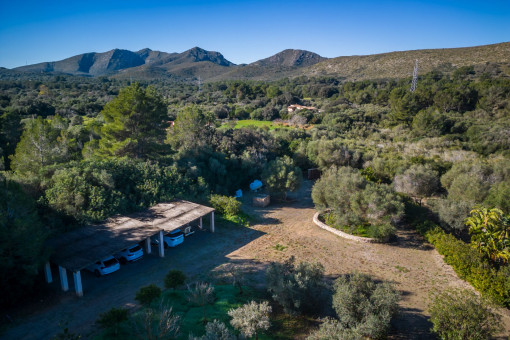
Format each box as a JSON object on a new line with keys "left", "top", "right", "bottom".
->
{"left": 4, "top": 42, "right": 510, "bottom": 81}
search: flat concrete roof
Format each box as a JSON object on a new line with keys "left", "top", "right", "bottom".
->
{"left": 48, "top": 200, "right": 215, "bottom": 271}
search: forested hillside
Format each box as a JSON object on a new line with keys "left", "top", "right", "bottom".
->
{"left": 0, "top": 62, "right": 509, "bottom": 324}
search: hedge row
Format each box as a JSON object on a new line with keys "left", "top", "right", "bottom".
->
{"left": 424, "top": 227, "right": 510, "bottom": 307}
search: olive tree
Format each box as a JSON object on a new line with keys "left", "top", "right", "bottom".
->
{"left": 332, "top": 273, "right": 399, "bottom": 339}
{"left": 261, "top": 155, "right": 302, "bottom": 200}
{"left": 266, "top": 257, "right": 326, "bottom": 315}
{"left": 131, "top": 303, "right": 181, "bottom": 340}
{"left": 187, "top": 282, "right": 216, "bottom": 322}
{"left": 228, "top": 301, "right": 271, "bottom": 340}
{"left": 189, "top": 320, "right": 236, "bottom": 340}
{"left": 393, "top": 164, "right": 440, "bottom": 203}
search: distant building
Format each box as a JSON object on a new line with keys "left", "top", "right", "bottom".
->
{"left": 287, "top": 104, "right": 318, "bottom": 113}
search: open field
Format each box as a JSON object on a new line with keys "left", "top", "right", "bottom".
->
{"left": 222, "top": 120, "right": 294, "bottom": 130}
{"left": 3, "top": 180, "right": 509, "bottom": 339}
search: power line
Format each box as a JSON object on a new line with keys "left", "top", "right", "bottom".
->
{"left": 410, "top": 59, "right": 418, "bottom": 92}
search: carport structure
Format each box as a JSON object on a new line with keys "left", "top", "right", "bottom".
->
{"left": 45, "top": 200, "right": 215, "bottom": 297}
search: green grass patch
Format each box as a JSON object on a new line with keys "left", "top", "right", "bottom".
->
{"left": 221, "top": 120, "right": 293, "bottom": 130}
{"left": 94, "top": 285, "right": 314, "bottom": 340}
{"left": 274, "top": 243, "right": 288, "bottom": 251}
{"left": 395, "top": 265, "right": 410, "bottom": 273}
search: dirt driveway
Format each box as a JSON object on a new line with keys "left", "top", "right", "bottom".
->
{"left": 3, "top": 180, "right": 509, "bottom": 339}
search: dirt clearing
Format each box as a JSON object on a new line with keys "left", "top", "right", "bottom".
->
{"left": 3, "top": 180, "right": 509, "bottom": 339}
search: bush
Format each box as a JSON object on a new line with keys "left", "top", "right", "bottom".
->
{"left": 190, "top": 320, "right": 237, "bottom": 340}
{"left": 96, "top": 307, "right": 129, "bottom": 336}
{"left": 393, "top": 164, "right": 440, "bottom": 201}
{"left": 332, "top": 273, "right": 399, "bottom": 340}
{"left": 266, "top": 257, "right": 326, "bottom": 315}
{"left": 430, "top": 198, "right": 471, "bottom": 234}
{"left": 210, "top": 195, "right": 241, "bottom": 217}
{"left": 429, "top": 288, "right": 502, "bottom": 340}
{"left": 307, "top": 318, "right": 360, "bottom": 340}
{"left": 312, "top": 166, "right": 403, "bottom": 241}
{"left": 164, "top": 269, "right": 186, "bottom": 290}
{"left": 425, "top": 227, "right": 510, "bottom": 307}
{"left": 367, "top": 223, "right": 396, "bottom": 242}
{"left": 228, "top": 300, "right": 271, "bottom": 339}
{"left": 135, "top": 284, "right": 162, "bottom": 306}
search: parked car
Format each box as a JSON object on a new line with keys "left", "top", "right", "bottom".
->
{"left": 152, "top": 229, "right": 185, "bottom": 248}
{"left": 114, "top": 244, "right": 143, "bottom": 264}
{"left": 87, "top": 256, "right": 120, "bottom": 277}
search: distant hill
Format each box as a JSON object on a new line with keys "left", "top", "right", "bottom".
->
{"left": 303, "top": 42, "right": 510, "bottom": 81}
{"left": 211, "top": 49, "right": 326, "bottom": 81}
{"left": 12, "top": 47, "right": 235, "bottom": 78}
{"left": 4, "top": 42, "right": 510, "bottom": 81}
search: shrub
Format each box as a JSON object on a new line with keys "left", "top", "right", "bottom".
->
{"left": 312, "top": 166, "right": 403, "bottom": 241}
{"left": 393, "top": 164, "right": 440, "bottom": 201}
{"left": 131, "top": 303, "right": 181, "bottom": 340}
{"left": 367, "top": 223, "right": 396, "bottom": 242}
{"left": 228, "top": 300, "right": 271, "bottom": 340}
{"left": 429, "top": 288, "right": 502, "bottom": 340}
{"left": 306, "top": 318, "right": 360, "bottom": 340}
{"left": 187, "top": 282, "right": 216, "bottom": 322}
{"left": 210, "top": 195, "right": 241, "bottom": 217}
{"left": 430, "top": 198, "right": 472, "bottom": 234}
{"left": 332, "top": 273, "right": 399, "bottom": 339}
{"left": 96, "top": 307, "right": 129, "bottom": 336}
{"left": 425, "top": 227, "right": 510, "bottom": 307}
{"left": 135, "top": 284, "right": 162, "bottom": 306}
{"left": 164, "top": 269, "right": 186, "bottom": 290}
{"left": 266, "top": 257, "right": 326, "bottom": 315}
{"left": 190, "top": 320, "right": 237, "bottom": 340}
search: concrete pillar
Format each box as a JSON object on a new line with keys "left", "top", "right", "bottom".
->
{"left": 59, "top": 266, "right": 69, "bottom": 292}
{"left": 158, "top": 230, "right": 165, "bottom": 258}
{"left": 44, "top": 262, "right": 53, "bottom": 283}
{"left": 211, "top": 211, "right": 215, "bottom": 233}
{"left": 199, "top": 217, "right": 203, "bottom": 229}
{"left": 145, "top": 237, "right": 152, "bottom": 254}
{"left": 73, "top": 271, "right": 83, "bottom": 297}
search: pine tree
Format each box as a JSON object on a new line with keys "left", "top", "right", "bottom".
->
{"left": 98, "top": 83, "right": 168, "bottom": 159}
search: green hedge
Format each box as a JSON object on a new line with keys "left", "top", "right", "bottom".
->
{"left": 424, "top": 227, "right": 510, "bottom": 307}
{"left": 210, "top": 194, "right": 241, "bottom": 217}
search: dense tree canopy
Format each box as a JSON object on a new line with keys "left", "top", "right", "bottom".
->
{"left": 97, "top": 83, "right": 169, "bottom": 159}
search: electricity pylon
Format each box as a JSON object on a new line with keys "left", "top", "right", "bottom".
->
{"left": 410, "top": 59, "right": 418, "bottom": 92}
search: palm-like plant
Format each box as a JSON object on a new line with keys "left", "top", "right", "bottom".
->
{"left": 465, "top": 207, "right": 510, "bottom": 264}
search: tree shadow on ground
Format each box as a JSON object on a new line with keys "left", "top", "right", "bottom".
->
{"left": 386, "top": 227, "right": 434, "bottom": 251}
{"left": 390, "top": 306, "right": 435, "bottom": 340}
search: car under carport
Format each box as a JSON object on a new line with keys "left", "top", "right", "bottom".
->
{"left": 44, "top": 200, "right": 215, "bottom": 297}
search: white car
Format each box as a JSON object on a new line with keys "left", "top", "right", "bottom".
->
{"left": 87, "top": 256, "right": 120, "bottom": 277}
{"left": 152, "top": 229, "right": 185, "bottom": 248}
{"left": 114, "top": 244, "right": 143, "bottom": 264}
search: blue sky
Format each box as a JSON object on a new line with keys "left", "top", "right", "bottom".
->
{"left": 1, "top": 0, "right": 509, "bottom": 68}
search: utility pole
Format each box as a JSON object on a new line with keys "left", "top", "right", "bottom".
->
{"left": 410, "top": 59, "right": 418, "bottom": 92}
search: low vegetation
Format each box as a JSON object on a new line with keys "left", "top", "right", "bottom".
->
{"left": 1, "top": 54, "right": 509, "bottom": 338}
{"left": 312, "top": 166, "right": 403, "bottom": 241}
{"left": 429, "top": 288, "right": 502, "bottom": 340}
{"left": 266, "top": 257, "right": 326, "bottom": 315}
